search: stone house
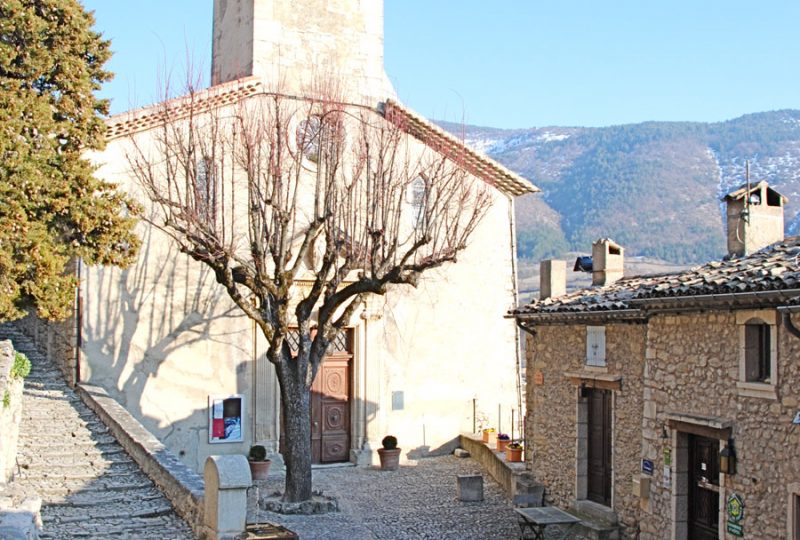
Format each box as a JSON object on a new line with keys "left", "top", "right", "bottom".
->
{"left": 513, "top": 181, "right": 800, "bottom": 539}
{"left": 21, "top": 0, "right": 537, "bottom": 474}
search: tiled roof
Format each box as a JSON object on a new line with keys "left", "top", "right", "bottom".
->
{"left": 103, "top": 80, "right": 539, "bottom": 198}
{"left": 105, "top": 77, "right": 264, "bottom": 140}
{"left": 382, "top": 100, "right": 539, "bottom": 197}
{"left": 514, "top": 236, "right": 800, "bottom": 318}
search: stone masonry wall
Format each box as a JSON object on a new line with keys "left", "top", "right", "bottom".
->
{"left": 525, "top": 322, "right": 646, "bottom": 538}
{"left": 16, "top": 312, "right": 77, "bottom": 388}
{"left": 0, "top": 340, "right": 24, "bottom": 484}
{"left": 639, "top": 311, "right": 800, "bottom": 540}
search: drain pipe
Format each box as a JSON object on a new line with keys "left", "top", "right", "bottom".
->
{"left": 516, "top": 320, "right": 536, "bottom": 461}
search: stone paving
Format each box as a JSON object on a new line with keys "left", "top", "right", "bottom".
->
{"left": 0, "top": 324, "right": 194, "bottom": 539}
{"left": 247, "top": 456, "right": 525, "bottom": 540}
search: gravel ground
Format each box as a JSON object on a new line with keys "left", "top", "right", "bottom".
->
{"left": 246, "top": 455, "right": 523, "bottom": 540}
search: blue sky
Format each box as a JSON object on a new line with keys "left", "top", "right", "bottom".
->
{"left": 81, "top": 1, "right": 800, "bottom": 129}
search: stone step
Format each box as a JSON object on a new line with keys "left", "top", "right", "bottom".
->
{"left": 42, "top": 499, "right": 176, "bottom": 523}
{"left": 44, "top": 487, "right": 167, "bottom": 508}
{"left": 22, "top": 434, "right": 119, "bottom": 447}
{"left": 38, "top": 515, "right": 194, "bottom": 539}
{"left": 16, "top": 460, "right": 140, "bottom": 478}
{"left": 20, "top": 477, "right": 156, "bottom": 496}
{"left": 17, "top": 450, "right": 129, "bottom": 466}
{"left": 0, "top": 324, "right": 194, "bottom": 538}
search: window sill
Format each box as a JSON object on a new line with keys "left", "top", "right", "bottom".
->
{"left": 736, "top": 381, "right": 777, "bottom": 400}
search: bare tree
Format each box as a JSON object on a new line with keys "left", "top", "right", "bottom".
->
{"left": 126, "top": 84, "right": 492, "bottom": 502}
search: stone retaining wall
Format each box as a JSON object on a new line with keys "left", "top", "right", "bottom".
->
{"left": 459, "top": 433, "right": 527, "bottom": 498}
{"left": 0, "top": 340, "right": 24, "bottom": 484}
{"left": 77, "top": 383, "right": 208, "bottom": 538}
{"left": 15, "top": 311, "right": 77, "bottom": 387}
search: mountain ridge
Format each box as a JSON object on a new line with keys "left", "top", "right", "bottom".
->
{"left": 439, "top": 109, "right": 800, "bottom": 265}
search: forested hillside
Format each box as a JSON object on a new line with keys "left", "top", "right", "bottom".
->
{"left": 441, "top": 110, "right": 800, "bottom": 265}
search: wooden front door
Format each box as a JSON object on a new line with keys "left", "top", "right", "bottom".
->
{"left": 688, "top": 435, "right": 719, "bottom": 540}
{"left": 587, "top": 388, "right": 612, "bottom": 506}
{"left": 310, "top": 331, "right": 352, "bottom": 464}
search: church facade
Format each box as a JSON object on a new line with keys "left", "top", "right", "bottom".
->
{"left": 69, "top": 0, "right": 537, "bottom": 472}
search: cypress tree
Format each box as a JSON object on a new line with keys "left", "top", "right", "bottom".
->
{"left": 0, "top": 0, "right": 139, "bottom": 321}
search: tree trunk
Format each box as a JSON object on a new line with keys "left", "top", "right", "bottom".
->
{"left": 278, "top": 366, "right": 313, "bottom": 502}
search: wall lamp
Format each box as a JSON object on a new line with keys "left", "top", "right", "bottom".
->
{"left": 720, "top": 438, "right": 737, "bottom": 475}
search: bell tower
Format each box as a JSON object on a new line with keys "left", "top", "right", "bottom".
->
{"left": 211, "top": 0, "right": 396, "bottom": 106}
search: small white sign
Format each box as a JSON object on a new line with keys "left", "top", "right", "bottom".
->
{"left": 793, "top": 411, "right": 800, "bottom": 425}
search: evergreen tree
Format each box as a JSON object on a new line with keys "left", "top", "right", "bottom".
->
{"left": 0, "top": 0, "right": 139, "bottom": 321}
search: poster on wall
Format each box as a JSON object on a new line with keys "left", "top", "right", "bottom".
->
{"left": 208, "top": 394, "right": 244, "bottom": 443}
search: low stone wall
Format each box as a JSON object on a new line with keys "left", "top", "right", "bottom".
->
{"left": 0, "top": 340, "right": 24, "bottom": 484}
{"left": 459, "top": 433, "right": 527, "bottom": 498}
{"left": 77, "top": 383, "right": 207, "bottom": 538}
{"left": 15, "top": 311, "right": 77, "bottom": 387}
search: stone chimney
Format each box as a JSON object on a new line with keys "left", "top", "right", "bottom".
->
{"left": 592, "top": 239, "right": 624, "bottom": 286}
{"left": 723, "top": 181, "right": 787, "bottom": 258}
{"left": 540, "top": 260, "right": 566, "bottom": 300}
{"left": 211, "top": 0, "right": 396, "bottom": 107}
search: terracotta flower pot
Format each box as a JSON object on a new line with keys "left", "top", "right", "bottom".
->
{"left": 249, "top": 459, "right": 271, "bottom": 481}
{"left": 506, "top": 446, "right": 523, "bottom": 462}
{"left": 378, "top": 447, "right": 401, "bottom": 470}
{"left": 496, "top": 438, "right": 510, "bottom": 452}
{"left": 482, "top": 429, "right": 495, "bottom": 443}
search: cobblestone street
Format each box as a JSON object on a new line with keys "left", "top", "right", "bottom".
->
{"left": 248, "top": 456, "right": 523, "bottom": 540}
{"left": 0, "top": 325, "right": 194, "bottom": 539}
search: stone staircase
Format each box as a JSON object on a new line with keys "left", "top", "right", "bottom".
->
{"left": 0, "top": 324, "right": 195, "bottom": 539}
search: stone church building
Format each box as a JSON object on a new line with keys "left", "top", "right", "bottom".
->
{"left": 514, "top": 181, "right": 800, "bottom": 539}
{"left": 24, "top": 0, "right": 537, "bottom": 473}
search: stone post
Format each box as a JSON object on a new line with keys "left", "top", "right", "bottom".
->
{"left": 204, "top": 455, "right": 251, "bottom": 540}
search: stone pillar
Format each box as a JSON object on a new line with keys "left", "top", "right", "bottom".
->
{"left": 204, "top": 455, "right": 251, "bottom": 540}
{"left": 356, "top": 298, "right": 385, "bottom": 466}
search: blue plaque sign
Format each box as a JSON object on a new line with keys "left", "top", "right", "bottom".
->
{"left": 642, "top": 459, "right": 654, "bottom": 475}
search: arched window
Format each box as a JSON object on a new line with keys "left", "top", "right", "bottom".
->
{"left": 195, "top": 157, "right": 216, "bottom": 223}
{"left": 744, "top": 318, "right": 770, "bottom": 382}
{"left": 408, "top": 176, "right": 427, "bottom": 226}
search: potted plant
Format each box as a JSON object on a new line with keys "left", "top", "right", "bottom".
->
{"left": 496, "top": 433, "right": 510, "bottom": 452}
{"left": 506, "top": 442, "right": 523, "bottom": 462}
{"left": 248, "top": 444, "right": 271, "bottom": 481}
{"left": 482, "top": 427, "right": 496, "bottom": 443}
{"left": 377, "top": 435, "right": 401, "bottom": 470}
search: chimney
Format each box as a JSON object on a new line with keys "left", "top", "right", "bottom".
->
{"left": 592, "top": 239, "right": 624, "bottom": 286}
{"left": 723, "top": 180, "right": 787, "bottom": 258}
{"left": 540, "top": 260, "right": 566, "bottom": 300}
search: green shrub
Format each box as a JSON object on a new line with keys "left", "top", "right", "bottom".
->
{"left": 248, "top": 445, "right": 267, "bottom": 461}
{"left": 381, "top": 435, "right": 398, "bottom": 450}
{"left": 11, "top": 352, "right": 31, "bottom": 380}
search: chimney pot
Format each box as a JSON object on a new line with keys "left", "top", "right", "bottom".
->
{"left": 592, "top": 239, "right": 624, "bottom": 286}
{"left": 723, "top": 181, "right": 786, "bottom": 257}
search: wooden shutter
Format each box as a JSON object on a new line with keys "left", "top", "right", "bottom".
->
{"left": 744, "top": 324, "right": 762, "bottom": 381}
{"left": 586, "top": 326, "right": 606, "bottom": 366}
{"left": 759, "top": 325, "right": 771, "bottom": 381}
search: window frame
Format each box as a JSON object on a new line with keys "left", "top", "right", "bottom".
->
{"left": 736, "top": 310, "right": 778, "bottom": 399}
